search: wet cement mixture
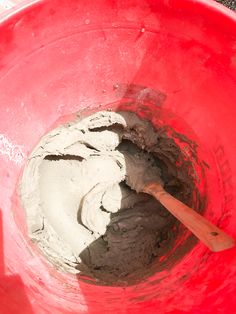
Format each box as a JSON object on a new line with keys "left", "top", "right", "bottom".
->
{"left": 20, "top": 110, "right": 196, "bottom": 285}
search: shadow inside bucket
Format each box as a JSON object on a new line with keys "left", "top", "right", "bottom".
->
{"left": 77, "top": 187, "right": 177, "bottom": 286}
{"left": 0, "top": 211, "right": 34, "bottom": 313}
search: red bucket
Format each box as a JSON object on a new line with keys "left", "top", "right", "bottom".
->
{"left": 0, "top": 0, "right": 236, "bottom": 313}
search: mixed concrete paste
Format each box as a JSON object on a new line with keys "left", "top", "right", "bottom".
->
{"left": 20, "top": 111, "right": 194, "bottom": 284}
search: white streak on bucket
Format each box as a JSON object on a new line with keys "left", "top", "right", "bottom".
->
{"left": 0, "top": 134, "right": 25, "bottom": 164}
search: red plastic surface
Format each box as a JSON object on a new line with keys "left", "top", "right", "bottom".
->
{"left": 0, "top": 0, "right": 236, "bottom": 313}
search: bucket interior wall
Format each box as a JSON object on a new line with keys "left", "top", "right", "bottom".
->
{"left": 0, "top": 0, "right": 236, "bottom": 313}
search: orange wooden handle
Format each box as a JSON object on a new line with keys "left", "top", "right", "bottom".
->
{"left": 144, "top": 183, "right": 235, "bottom": 252}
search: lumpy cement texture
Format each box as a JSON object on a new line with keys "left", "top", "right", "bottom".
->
{"left": 20, "top": 111, "right": 194, "bottom": 285}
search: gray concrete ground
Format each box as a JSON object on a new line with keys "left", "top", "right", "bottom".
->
{"left": 217, "top": 0, "right": 236, "bottom": 10}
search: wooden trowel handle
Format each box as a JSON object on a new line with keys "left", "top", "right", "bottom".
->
{"left": 144, "top": 183, "right": 235, "bottom": 252}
